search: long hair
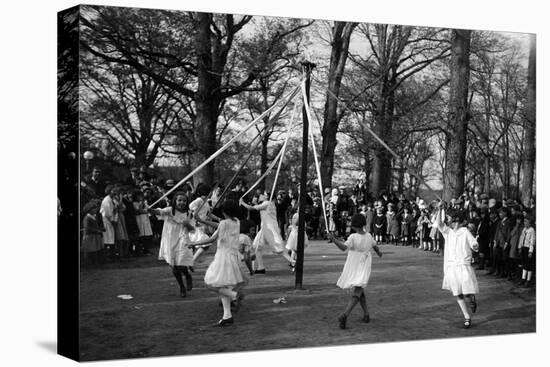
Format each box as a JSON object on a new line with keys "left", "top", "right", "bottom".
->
{"left": 171, "top": 191, "right": 189, "bottom": 216}
{"left": 221, "top": 199, "right": 240, "bottom": 220}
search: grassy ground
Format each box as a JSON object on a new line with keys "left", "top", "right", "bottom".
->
{"left": 79, "top": 240, "right": 536, "bottom": 361}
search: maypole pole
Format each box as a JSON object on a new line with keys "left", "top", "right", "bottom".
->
{"left": 295, "top": 61, "right": 316, "bottom": 289}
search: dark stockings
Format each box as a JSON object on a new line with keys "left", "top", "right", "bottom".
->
{"left": 172, "top": 266, "right": 193, "bottom": 296}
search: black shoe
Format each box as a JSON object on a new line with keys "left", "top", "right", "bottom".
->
{"left": 338, "top": 314, "right": 347, "bottom": 329}
{"left": 463, "top": 318, "right": 472, "bottom": 329}
{"left": 180, "top": 286, "right": 187, "bottom": 298}
{"left": 254, "top": 269, "right": 266, "bottom": 274}
{"left": 217, "top": 317, "right": 234, "bottom": 327}
{"left": 362, "top": 314, "right": 370, "bottom": 323}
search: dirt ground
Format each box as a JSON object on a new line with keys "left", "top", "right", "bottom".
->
{"left": 79, "top": 240, "right": 536, "bottom": 361}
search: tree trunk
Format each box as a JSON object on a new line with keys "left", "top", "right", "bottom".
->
{"left": 371, "top": 76, "right": 395, "bottom": 196}
{"left": 363, "top": 145, "right": 371, "bottom": 193}
{"left": 443, "top": 29, "right": 471, "bottom": 202}
{"left": 521, "top": 34, "right": 536, "bottom": 206}
{"left": 504, "top": 130, "right": 510, "bottom": 197}
{"left": 193, "top": 13, "right": 221, "bottom": 186}
{"left": 483, "top": 155, "right": 491, "bottom": 194}
{"left": 320, "top": 21, "right": 356, "bottom": 189}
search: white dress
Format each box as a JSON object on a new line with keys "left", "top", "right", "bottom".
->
{"left": 285, "top": 214, "right": 309, "bottom": 251}
{"left": 439, "top": 225, "right": 479, "bottom": 296}
{"left": 336, "top": 233, "right": 375, "bottom": 289}
{"left": 204, "top": 219, "right": 245, "bottom": 288}
{"left": 157, "top": 208, "right": 190, "bottom": 265}
{"left": 133, "top": 201, "right": 153, "bottom": 237}
{"left": 100, "top": 195, "right": 116, "bottom": 245}
{"left": 252, "top": 201, "right": 285, "bottom": 253}
{"left": 173, "top": 229, "right": 208, "bottom": 267}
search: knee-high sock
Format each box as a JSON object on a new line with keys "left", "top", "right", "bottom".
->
{"left": 457, "top": 298, "right": 470, "bottom": 319}
{"left": 527, "top": 271, "right": 533, "bottom": 281}
{"left": 254, "top": 249, "right": 265, "bottom": 270}
{"left": 522, "top": 269, "right": 527, "bottom": 279}
{"left": 220, "top": 295, "right": 232, "bottom": 319}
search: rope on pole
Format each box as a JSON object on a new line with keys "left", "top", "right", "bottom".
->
{"left": 148, "top": 82, "right": 303, "bottom": 208}
{"left": 240, "top": 102, "right": 299, "bottom": 201}
{"left": 301, "top": 80, "right": 330, "bottom": 234}
{"left": 270, "top": 103, "right": 300, "bottom": 201}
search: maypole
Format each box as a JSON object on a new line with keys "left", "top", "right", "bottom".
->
{"left": 295, "top": 61, "right": 316, "bottom": 289}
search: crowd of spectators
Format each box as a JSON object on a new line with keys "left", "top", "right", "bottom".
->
{"left": 78, "top": 166, "right": 536, "bottom": 287}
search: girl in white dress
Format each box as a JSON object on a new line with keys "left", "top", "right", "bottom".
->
{"left": 434, "top": 203, "right": 479, "bottom": 329}
{"left": 329, "top": 214, "right": 382, "bottom": 329}
{"left": 239, "top": 195, "right": 294, "bottom": 274}
{"left": 285, "top": 211, "right": 309, "bottom": 271}
{"left": 172, "top": 222, "right": 209, "bottom": 297}
{"left": 149, "top": 192, "right": 193, "bottom": 296}
{"left": 132, "top": 191, "right": 153, "bottom": 256}
{"left": 100, "top": 185, "right": 118, "bottom": 260}
{"left": 188, "top": 199, "right": 245, "bottom": 326}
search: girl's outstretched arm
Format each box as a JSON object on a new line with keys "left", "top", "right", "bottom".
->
{"left": 188, "top": 230, "right": 219, "bottom": 248}
{"left": 328, "top": 233, "right": 347, "bottom": 252}
{"left": 196, "top": 215, "right": 219, "bottom": 229}
{"left": 148, "top": 207, "right": 161, "bottom": 216}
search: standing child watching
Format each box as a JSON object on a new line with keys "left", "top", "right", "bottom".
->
{"left": 364, "top": 203, "right": 374, "bottom": 234}
{"left": 434, "top": 203, "right": 479, "bottom": 329}
{"left": 100, "top": 185, "right": 119, "bottom": 260}
{"left": 419, "top": 210, "right": 431, "bottom": 251}
{"left": 113, "top": 189, "right": 129, "bottom": 258}
{"left": 507, "top": 214, "right": 523, "bottom": 281}
{"left": 133, "top": 191, "right": 153, "bottom": 256}
{"left": 372, "top": 207, "right": 387, "bottom": 244}
{"left": 386, "top": 204, "right": 397, "bottom": 245}
{"left": 518, "top": 215, "right": 536, "bottom": 287}
{"left": 188, "top": 199, "right": 245, "bottom": 326}
{"left": 329, "top": 214, "right": 382, "bottom": 329}
{"left": 400, "top": 207, "right": 411, "bottom": 246}
{"left": 81, "top": 200, "right": 104, "bottom": 266}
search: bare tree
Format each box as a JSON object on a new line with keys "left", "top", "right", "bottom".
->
{"left": 521, "top": 34, "right": 536, "bottom": 205}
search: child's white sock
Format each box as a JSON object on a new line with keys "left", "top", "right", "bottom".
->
{"left": 457, "top": 298, "right": 470, "bottom": 319}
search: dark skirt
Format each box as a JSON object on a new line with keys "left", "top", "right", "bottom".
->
{"left": 521, "top": 247, "right": 535, "bottom": 271}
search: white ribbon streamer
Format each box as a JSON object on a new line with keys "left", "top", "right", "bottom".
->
{"left": 149, "top": 83, "right": 302, "bottom": 208}
{"left": 301, "top": 80, "right": 330, "bottom": 234}
{"left": 240, "top": 103, "right": 298, "bottom": 201}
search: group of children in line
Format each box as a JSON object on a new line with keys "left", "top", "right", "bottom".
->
{"left": 80, "top": 184, "right": 156, "bottom": 265}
